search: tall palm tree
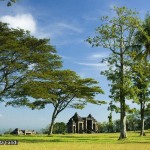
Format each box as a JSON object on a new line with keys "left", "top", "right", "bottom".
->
{"left": 135, "top": 13, "right": 150, "bottom": 58}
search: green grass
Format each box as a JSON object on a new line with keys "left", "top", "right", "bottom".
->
{"left": 0, "top": 132, "right": 150, "bottom": 150}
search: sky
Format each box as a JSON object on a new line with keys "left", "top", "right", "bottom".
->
{"left": 0, "top": 0, "right": 149, "bottom": 131}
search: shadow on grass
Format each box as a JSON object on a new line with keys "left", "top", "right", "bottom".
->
{"left": 0, "top": 134, "right": 150, "bottom": 144}
{"left": 14, "top": 139, "right": 150, "bottom": 144}
{"left": 0, "top": 138, "right": 63, "bottom": 143}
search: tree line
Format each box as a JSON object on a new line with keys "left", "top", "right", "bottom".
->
{"left": 41, "top": 110, "right": 150, "bottom": 134}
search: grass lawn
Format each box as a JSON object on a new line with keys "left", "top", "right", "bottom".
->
{"left": 0, "top": 132, "right": 150, "bottom": 150}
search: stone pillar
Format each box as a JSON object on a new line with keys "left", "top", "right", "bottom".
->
{"left": 91, "top": 120, "right": 93, "bottom": 130}
{"left": 84, "top": 119, "right": 87, "bottom": 133}
{"left": 72, "top": 125, "right": 76, "bottom": 133}
{"left": 78, "top": 122, "right": 80, "bottom": 133}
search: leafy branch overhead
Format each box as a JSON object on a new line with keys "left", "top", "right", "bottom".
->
{"left": 0, "top": 0, "right": 17, "bottom": 6}
{"left": 0, "top": 22, "right": 61, "bottom": 102}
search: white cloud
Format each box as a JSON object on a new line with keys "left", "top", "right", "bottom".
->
{"left": 0, "top": 114, "right": 3, "bottom": 118}
{"left": 35, "top": 21, "right": 83, "bottom": 45}
{"left": 56, "top": 23, "right": 82, "bottom": 33}
{"left": 91, "top": 54, "right": 104, "bottom": 59}
{"left": 60, "top": 55, "right": 73, "bottom": 60}
{"left": 77, "top": 62, "right": 107, "bottom": 67}
{"left": 0, "top": 14, "right": 36, "bottom": 34}
{"left": 83, "top": 15, "right": 99, "bottom": 21}
{"left": 88, "top": 53, "right": 109, "bottom": 60}
{"left": 77, "top": 62, "right": 102, "bottom": 67}
{"left": 85, "top": 51, "right": 111, "bottom": 61}
{"left": 40, "top": 22, "right": 83, "bottom": 39}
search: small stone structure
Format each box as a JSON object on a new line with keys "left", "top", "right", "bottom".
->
{"left": 11, "top": 128, "right": 36, "bottom": 135}
{"left": 67, "top": 112, "right": 98, "bottom": 133}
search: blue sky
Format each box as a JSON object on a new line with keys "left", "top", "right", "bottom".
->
{"left": 0, "top": 0, "right": 149, "bottom": 131}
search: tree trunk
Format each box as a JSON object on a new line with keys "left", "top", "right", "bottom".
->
{"left": 140, "top": 117, "right": 145, "bottom": 136}
{"left": 48, "top": 108, "right": 58, "bottom": 135}
{"left": 140, "top": 101, "right": 145, "bottom": 136}
{"left": 119, "top": 45, "right": 127, "bottom": 140}
{"left": 119, "top": 100, "right": 127, "bottom": 139}
{"left": 48, "top": 117, "right": 55, "bottom": 135}
{"left": 119, "top": 114, "right": 127, "bottom": 139}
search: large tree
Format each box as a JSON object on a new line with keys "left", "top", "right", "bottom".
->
{"left": 8, "top": 70, "right": 105, "bottom": 135}
{"left": 0, "top": 22, "right": 61, "bottom": 103}
{"left": 129, "top": 14, "right": 150, "bottom": 136}
{"left": 130, "top": 51, "right": 150, "bottom": 136}
{"left": 87, "top": 6, "right": 141, "bottom": 139}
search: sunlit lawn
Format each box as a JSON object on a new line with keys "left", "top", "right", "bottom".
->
{"left": 0, "top": 132, "right": 150, "bottom": 150}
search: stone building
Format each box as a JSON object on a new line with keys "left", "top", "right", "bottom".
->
{"left": 11, "top": 128, "right": 36, "bottom": 135}
{"left": 67, "top": 112, "right": 98, "bottom": 133}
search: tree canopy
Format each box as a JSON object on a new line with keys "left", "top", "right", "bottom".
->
{"left": 0, "top": 22, "right": 61, "bottom": 103}
{"left": 1, "top": 19, "right": 105, "bottom": 135}
{"left": 8, "top": 69, "right": 105, "bottom": 134}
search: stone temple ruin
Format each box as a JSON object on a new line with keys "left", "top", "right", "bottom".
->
{"left": 67, "top": 112, "right": 98, "bottom": 133}
{"left": 11, "top": 128, "right": 36, "bottom": 135}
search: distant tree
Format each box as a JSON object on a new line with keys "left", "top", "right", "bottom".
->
{"left": 113, "top": 119, "right": 120, "bottom": 132}
{"left": 145, "top": 114, "right": 150, "bottom": 130}
{"left": 4, "top": 128, "right": 12, "bottom": 134}
{"left": 41, "top": 122, "right": 67, "bottom": 134}
{"left": 9, "top": 70, "right": 105, "bottom": 135}
{"left": 108, "top": 112, "right": 113, "bottom": 133}
{"left": 97, "top": 122, "right": 108, "bottom": 133}
{"left": 87, "top": 6, "right": 141, "bottom": 139}
{"left": 126, "top": 112, "right": 140, "bottom": 131}
{"left": 145, "top": 104, "right": 150, "bottom": 129}
{"left": 53, "top": 122, "right": 67, "bottom": 134}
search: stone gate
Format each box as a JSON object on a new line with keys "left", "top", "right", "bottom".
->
{"left": 67, "top": 112, "right": 98, "bottom": 133}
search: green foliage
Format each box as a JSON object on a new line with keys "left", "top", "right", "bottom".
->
{"left": 10, "top": 70, "right": 104, "bottom": 109}
{"left": 53, "top": 122, "right": 67, "bottom": 134}
{"left": 87, "top": 6, "right": 142, "bottom": 139}
{"left": 129, "top": 12, "right": 150, "bottom": 134}
{"left": 87, "top": 6, "right": 141, "bottom": 103}
{"left": 3, "top": 128, "right": 12, "bottom": 134}
{"left": 98, "top": 110, "right": 150, "bottom": 133}
{"left": 42, "top": 122, "right": 67, "bottom": 134}
{"left": 11, "top": 69, "right": 104, "bottom": 134}
{"left": 0, "top": 21, "right": 61, "bottom": 103}
{"left": 98, "top": 121, "right": 114, "bottom": 133}
{"left": 97, "top": 122, "right": 108, "bottom": 133}
{"left": 135, "top": 13, "right": 150, "bottom": 57}
{"left": 129, "top": 46, "right": 150, "bottom": 136}
{"left": 130, "top": 52, "right": 150, "bottom": 104}
{"left": 1, "top": 19, "right": 104, "bottom": 135}
{"left": 126, "top": 113, "right": 140, "bottom": 131}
